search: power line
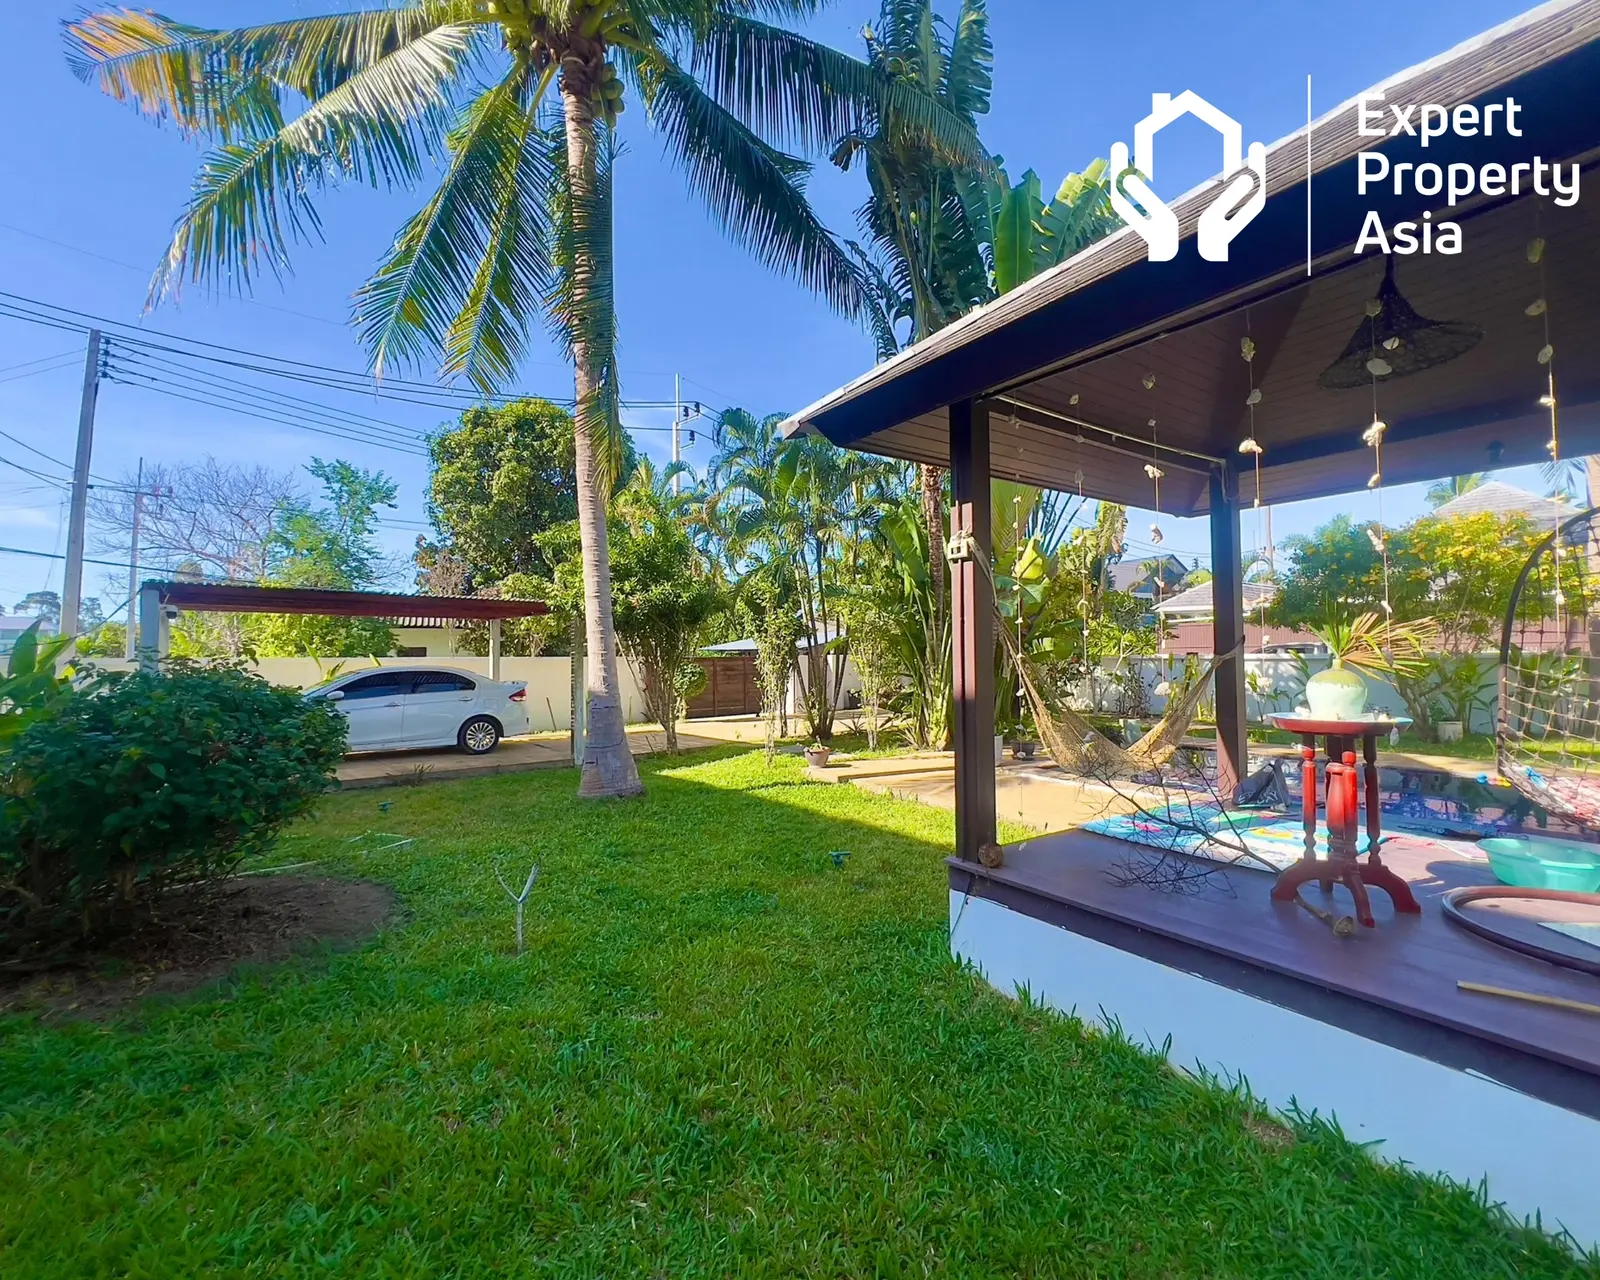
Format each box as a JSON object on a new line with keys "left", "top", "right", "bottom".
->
{"left": 0, "top": 291, "right": 710, "bottom": 416}
{"left": 0, "top": 543, "right": 172, "bottom": 572}
{"left": 0, "top": 454, "right": 70, "bottom": 487}
{"left": 103, "top": 372, "right": 432, "bottom": 460}
{"left": 107, "top": 347, "right": 431, "bottom": 448}
{"left": 0, "top": 347, "right": 80, "bottom": 377}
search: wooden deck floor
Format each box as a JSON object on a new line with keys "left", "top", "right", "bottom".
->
{"left": 951, "top": 829, "right": 1600, "bottom": 1096}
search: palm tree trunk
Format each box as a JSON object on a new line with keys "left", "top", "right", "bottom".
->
{"left": 562, "top": 76, "right": 641, "bottom": 799}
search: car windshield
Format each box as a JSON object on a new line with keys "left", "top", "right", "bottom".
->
{"left": 302, "top": 678, "right": 342, "bottom": 698}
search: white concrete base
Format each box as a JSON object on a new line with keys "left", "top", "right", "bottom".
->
{"left": 951, "top": 890, "right": 1599, "bottom": 1250}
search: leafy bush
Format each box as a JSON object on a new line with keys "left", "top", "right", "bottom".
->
{"left": 0, "top": 621, "right": 77, "bottom": 745}
{"left": 0, "top": 664, "right": 346, "bottom": 958}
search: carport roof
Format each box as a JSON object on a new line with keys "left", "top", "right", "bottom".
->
{"left": 145, "top": 581, "right": 548, "bottom": 620}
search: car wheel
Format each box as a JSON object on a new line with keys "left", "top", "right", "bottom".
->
{"left": 459, "top": 716, "right": 500, "bottom": 755}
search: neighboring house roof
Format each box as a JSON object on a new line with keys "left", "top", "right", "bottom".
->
{"left": 1431, "top": 480, "right": 1571, "bottom": 526}
{"left": 1108, "top": 554, "right": 1186, "bottom": 595}
{"left": 1155, "top": 581, "right": 1277, "bottom": 617}
{"left": 702, "top": 625, "right": 843, "bottom": 656}
{"left": 0, "top": 615, "right": 53, "bottom": 632}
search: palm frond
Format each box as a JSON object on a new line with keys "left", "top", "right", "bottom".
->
{"left": 690, "top": 16, "right": 983, "bottom": 162}
{"left": 149, "top": 21, "right": 477, "bottom": 302}
{"left": 354, "top": 62, "right": 559, "bottom": 391}
{"left": 640, "top": 55, "right": 895, "bottom": 353}
{"left": 62, "top": 4, "right": 472, "bottom": 142}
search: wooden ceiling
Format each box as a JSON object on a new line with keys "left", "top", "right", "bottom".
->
{"left": 785, "top": 2, "right": 1600, "bottom": 515}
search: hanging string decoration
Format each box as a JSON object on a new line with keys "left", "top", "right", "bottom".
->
{"left": 1528, "top": 229, "right": 1564, "bottom": 634}
{"left": 1144, "top": 427, "right": 1164, "bottom": 545}
{"left": 1142, "top": 371, "right": 1163, "bottom": 545}
{"left": 1238, "top": 330, "right": 1264, "bottom": 508}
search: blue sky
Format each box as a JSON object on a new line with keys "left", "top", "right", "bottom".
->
{"left": 0, "top": 0, "right": 1556, "bottom": 613}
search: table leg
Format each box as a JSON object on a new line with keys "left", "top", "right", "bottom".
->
{"left": 1362, "top": 733, "right": 1381, "bottom": 853}
{"left": 1299, "top": 742, "right": 1318, "bottom": 864}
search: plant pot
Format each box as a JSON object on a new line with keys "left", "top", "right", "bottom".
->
{"left": 1011, "top": 741, "right": 1038, "bottom": 761}
{"left": 1436, "top": 720, "right": 1464, "bottom": 744}
{"left": 1304, "top": 665, "right": 1368, "bottom": 720}
{"left": 994, "top": 734, "right": 1005, "bottom": 765}
{"left": 804, "top": 746, "right": 832, "bottom": 768}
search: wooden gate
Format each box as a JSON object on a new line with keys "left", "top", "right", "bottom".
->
{"left": 686, "top": 654, "right": 761, "bottom": 718}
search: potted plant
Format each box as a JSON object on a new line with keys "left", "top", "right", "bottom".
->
{"left": 804, "top": 742, "right": 833, "bottom": 768}
{"left": 1304, "top": 610, "right": 1432, "bottom": 720}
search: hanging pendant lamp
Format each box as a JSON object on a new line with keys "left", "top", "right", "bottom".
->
{"left": 1318, "top": 258, "right": 1482, "bottom": 390}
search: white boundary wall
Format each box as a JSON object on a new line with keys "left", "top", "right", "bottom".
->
{"left": 951, "top": 891, "right": 1600, "bottom": 1252}
{"left": 92, "top": 656, "right": 648, "bottom": 731}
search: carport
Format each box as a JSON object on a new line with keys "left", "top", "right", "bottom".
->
{"left": 135, "top": 581, "right": 549, "bottom": 681}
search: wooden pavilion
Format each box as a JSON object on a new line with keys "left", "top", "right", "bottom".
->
{"left": 783, "top": 1, "right": 1600, "bottom": 1246}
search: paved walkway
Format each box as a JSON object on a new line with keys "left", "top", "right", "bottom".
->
{"left": 806, "top": 754, "right": 1151, "bottom": 834}
{"left": 337, "top": 720, "right": 753, "bottom": 789}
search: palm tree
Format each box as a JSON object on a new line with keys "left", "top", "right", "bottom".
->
{"left": 1426, "top": 473, "right": 1488, "bottom": 508}
{"left": 66, "top": 1, "right": 978, "bottom": 797}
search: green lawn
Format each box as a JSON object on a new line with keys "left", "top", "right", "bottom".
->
{"left": 2, "top": 748, "right": 1592, "bottom": 1278}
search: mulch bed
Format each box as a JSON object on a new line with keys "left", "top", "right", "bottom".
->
{"left": 0, "top": 875, "right": 396, "bottom": 1021}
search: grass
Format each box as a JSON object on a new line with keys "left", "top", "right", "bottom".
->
{"left": 2, "top": 748, "right": 1594, "bottom": 1278}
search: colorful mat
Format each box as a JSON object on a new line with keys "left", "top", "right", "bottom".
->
{"left": 1084, "top": 804, "right": 1390, "bottom": 873}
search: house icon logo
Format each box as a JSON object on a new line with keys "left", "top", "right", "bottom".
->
{"left": 1110, "top": 91, "right": 1266, "bottom": 262}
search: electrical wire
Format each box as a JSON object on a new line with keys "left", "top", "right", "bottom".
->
{"left": 0, "top": 347, "right": 80, "bottom": 377}
{"left": 0, "top": 291, "right": 697, "bottom": 413}
{"left": 0, "top": 455, "right": 71, "bottom": 487}
{"left": 108, "top": 347, "right": 431, "bottom": 448}
{"left": 103, "top": 372, "right": 432, "bottom": 459}
{"left": 0, "top": 426, "right": 73, "bottom": 474}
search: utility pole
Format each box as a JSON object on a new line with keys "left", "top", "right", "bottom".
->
{"left": 124, "top": 456, "right": 144, "bottom": 661}
{"left": 61, "top": 329, "right": 102, "bottom": 646}
{"left": 672, "top": 373, "right": 681, "bottom": 493}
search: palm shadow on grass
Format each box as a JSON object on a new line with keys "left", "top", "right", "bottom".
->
{"left": 0, "top": 746, "right": 1591, "bottom": 1279}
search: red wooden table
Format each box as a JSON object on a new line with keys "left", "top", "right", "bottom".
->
{"left": 1265, "top": 713, "right": 1421, "bottom": 929}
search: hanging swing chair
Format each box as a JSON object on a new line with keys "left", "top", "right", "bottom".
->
{"left": 1497, "top": 506, "right": 1600, "bottom": 828}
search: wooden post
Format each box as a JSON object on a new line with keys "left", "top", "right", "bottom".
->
{"left": 950, "top": 398, "right": 996, "bottom": 862}
{"left": 1209, "top": 463, "right": 1248, "bottom": 799}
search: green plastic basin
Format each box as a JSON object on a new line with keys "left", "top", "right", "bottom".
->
{"left": 1478, "top": 836, "right": 1600, "bottom": 893}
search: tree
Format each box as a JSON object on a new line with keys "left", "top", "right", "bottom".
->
{"left": 425, "top": 398, "right": 635, "bottom": 585}
{"left": 69, "top": 1, "right": 978, "bottom": 801}
{"left": 1267, "top": 515, "right": 1387, "bottom": 628}
{"left": 251, "top": 459, "right": 399, "bottom": 658}
{"left": 92, "top": 458, "right": 295, "bottom": 582}
{"left": 1425, "top": 473, "right": 1487, "bottom": 508}
{"left": 543, "top": 462, "right": 722, "bottom": 751}
{"left": 12, "top": 592, "right": 60, "bottom": 627}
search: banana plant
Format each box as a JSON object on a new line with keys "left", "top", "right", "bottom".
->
{"left": 964, "top": 160, "right": 1120, "bottom": 295}
{"left": 0, "top": 623, "right": 77, "bottom": 744}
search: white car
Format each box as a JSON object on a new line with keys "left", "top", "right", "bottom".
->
{"left": 305, "top": 666, "right": 531, "bottom": 755}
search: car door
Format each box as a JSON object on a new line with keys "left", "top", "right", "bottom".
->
{"left": 329, "top": 671, "right": 410, "bottom": 750}
{"left": 403, "top": 671, "right": 477, "bottom": 747}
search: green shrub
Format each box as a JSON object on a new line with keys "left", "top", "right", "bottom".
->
{"left": 0, "top": 664, "right": 347, "bottom": 958}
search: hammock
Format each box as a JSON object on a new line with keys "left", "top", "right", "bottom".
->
{"left": 997, "top": 621, "right": 1241, "bottom": 777}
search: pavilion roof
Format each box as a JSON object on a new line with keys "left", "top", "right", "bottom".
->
{"left": 783, "top": 1, "right": 1600, "bottom": 514}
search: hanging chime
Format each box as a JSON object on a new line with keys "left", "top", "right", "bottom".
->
{"left": 1528, "top": 228, "right": 1565, "bottom": 626}
{"left": 1238, "top": 332, "right": 1264, "bottom": 507}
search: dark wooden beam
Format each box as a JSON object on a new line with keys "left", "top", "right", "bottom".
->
{"left": 951, "top": 398, "right": 996, "bottom": 861}
{"left": 1209, "top": 464, "right": 1248, "bottom": 799}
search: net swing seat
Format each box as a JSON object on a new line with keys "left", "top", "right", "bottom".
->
{"left": 1497, "top": 506, "right": 1600, "bottom": 829}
